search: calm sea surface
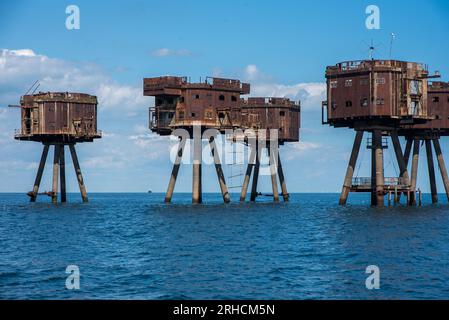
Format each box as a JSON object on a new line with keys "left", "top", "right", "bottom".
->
{"left": 1, "top": 192, "right": 449, "bottom": 300}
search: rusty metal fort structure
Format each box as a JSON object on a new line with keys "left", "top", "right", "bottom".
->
{"left": 322, "top": 59, "right": 438, "bottom": 206}
{"left": 12, "top": 92, "right": 101, "bottom": 203}
{"left": 398, "top": 81, "right": 449, "bottom": 204}
{"left": 237, "top": 97, "right": 300, "bottom": 202}
{"left": 143, "top": 76, "right": 300, "bottom": 203}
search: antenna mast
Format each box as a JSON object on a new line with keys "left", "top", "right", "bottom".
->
{"left": 389, "top": 33, "right": 396, "bottom": 58}
{"left": 369, "top": 39, "right": 375, "bottom": 60}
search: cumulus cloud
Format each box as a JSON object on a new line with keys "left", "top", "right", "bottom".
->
{"left": 0, "top": 48, "right": 147, "bottom": 113}
{"left": 151, "top": 48, "right": 192, "bottom": 57}
{"left": 0, "top": 107, "right": 7, "bottom": 119}
{"left": 241, "top": 64, "right": 326, "bottom": 111}
{"left": 251, "top": 82, "right": 326, "bottom": 111}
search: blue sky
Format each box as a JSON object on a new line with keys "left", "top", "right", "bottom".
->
{"left": 1, "top": 0, "right": 449, "bottom": 194}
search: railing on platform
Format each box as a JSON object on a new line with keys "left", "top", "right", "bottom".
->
{"left": 352, "top": 177, "right": 409, "bottom": 187}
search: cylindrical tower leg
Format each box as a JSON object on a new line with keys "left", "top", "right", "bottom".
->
{"left": 192, "top": 135, "right": 202, "bottom": 204}
{"left": 433, "top": 138, "right": 449, "bottom": 202}
{"left": 394, "top": 186, "right": 398, "bottom": 204}
{"left": 240, "top": 145, "right": 256, "bottom": 202}
{"left": 425, "top": 139, "right": 438, "bottom": 204}
{"left": 30, "top": 144, "right": 50, "bottom": 202}
{"left": 277, "top": 150, "right": 289, "bottom": 202}
{"left": 59, "top": 145, "right": 67, "bottom": 203}
{"left": 340, "top": 131, "right": 363, "bottom": 205}
{"left": 372, "top": 130, "right": 384, "bottom": 206}
{"left": 391, "top": 131, "right": 412, "bottom": 204}
{"left": 52, "top": 145, "right": 60, "bottom": 204}
{"left": 410, "top": 138, "right": 420, "bottom": 205}
{"left": 397, "top": 137, "right": 413, "bottom": 203}
{"left": 69, "top": 144, "right": 88, "bottom": 203}
{"left": 391, "top": 131, "right": 410, "bottom": 185}
{"left": 250, "top": 141, "right": 260, "bottom": 202}
{"left": 403, "top": 137, "right": 413, "bottom": 167}
{"left": 209, "top": 136, "right": 230, "bottom": 203}
{"left": 165, "top": 137, "right": 186, "bottom": 203}
{"left": 268, "top": 144, "right": 280, "bottom": 202}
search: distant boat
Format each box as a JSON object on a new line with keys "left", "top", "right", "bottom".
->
{"left": 148, "top": 190, "right": 152, "bottom": 194}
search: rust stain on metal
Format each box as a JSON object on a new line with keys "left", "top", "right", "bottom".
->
{"left": 323, "top": 59, "right": 431, "bottom": 129}
{"left": 144, "top": 76, "right": 250, "bottom": 135}
{"left": 240, "top": 97, "right": 300, "bottom": 143}
{"left": 14, "top": 92, "right": 101, "bottom": 143}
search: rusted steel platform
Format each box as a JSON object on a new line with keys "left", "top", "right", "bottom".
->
{"left": 11, "top": 91, "right": 101, "bottom": 203}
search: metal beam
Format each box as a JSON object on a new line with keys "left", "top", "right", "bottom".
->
{"left": 59, "top": 145, "right": 66, "bottom": 203}
{"left": 240, "top": 145, "right": 256, "bottom": 202}
{"left": 433, "top": 138, "right": 449, "bottom": 202}
{"left": 250, "top": 141, "right": 260, "bottom": 202}
{"left": 192, "top": 136, "right": 202, "bottom": 204}
{"left": 425, "top": 139, "right": 438, "bottom": 204}
{"left": 69, "top": 144, "right": 88, "bottom": 203}
{"left": 165, "top": 137, "right": 186, "bottom": 203}
{"left": 268, "top": 144, "right": 280, "bottom": 202}
{"left": 403, "top": 137, "right": 413, "bottom": 168}
{"left": 340, "top": 131, "right": 363, "bottom": 205}
{"left": 209, "top": 136, "right": 230, "bottom": 203}
{"left": 277, "top": 150, "right": 289, "bottom": 202}
{"left": 52, "top": 145, "right": 60, "bottom": 204}
{"left": 410, "top": 138, "right": 420, "bottom": 205}
{"left": 372, "top": 130, "right": 384, "bottom": 206}
{"left": 30, "top": 144, "right": 49, "bottom": 202}
{"left": 391, "top": 131, "right": 410, "bottom": 186}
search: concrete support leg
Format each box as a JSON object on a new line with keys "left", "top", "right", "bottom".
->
{"left": 391, "top": 131, "right": 411, "bottom": 185}
{"left": 240, "top": 145, "right": 256, "bottom": 202}
{"left": 268, "top": 144, "right": 280, "bottom": 202}
{"left": 340, "top": 131, "right": 363, "bottom": 205}
{"left": 52, "top": 145, "right": 60, "bottom": 204}
{"left": 250, "top": 141, "right": 260, "bottom": 202}
{"left": 165, "top": 137, "right": 186, "bottom": 203}
{"left": 371, "top": 130, "right": 384, "bottom": 206}
{"left": 433, "top": 138, "right": 449, "bottom": 202}
{"left": 277, "top": 151, "right": 289, "bottom": 202}
{"left": 425, "top": 139, "right": 438, "bottom": 204}
{"left": 69, "top": 144, "right": 88, "bottom": 203}
{"left": 398, "top": 137, "right": 413, "bottom": 203}
{"left": 209, "top": 136, "right": 230, "bottom": 203}
{"left": 403, "top": 137, "right": 413, "bottom": 168}
{"left": 59, "top": 145, "right": 67, "bottom": 203}
{"left": 409, "top": 138, "right": 420, "bottom": 205}
{"left": 391, "top": 131, "right": 412, "bottom": 204}
{"left": 192, "top": 136, "right": 202, "bottom": 204}
{"left": 30, "top": 144, "right": 49, "bottom": 202}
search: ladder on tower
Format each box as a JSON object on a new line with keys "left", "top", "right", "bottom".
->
{"left": 226, "top": 147, "right": 244, "bottom": 190}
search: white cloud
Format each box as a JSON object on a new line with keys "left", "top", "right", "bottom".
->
{"left": 0, "top": 48, "right": 147, "bottom": 113}
{"left": 0, "top": 159, "right": 38, "bottom": 171}
{"left": 289, "top": 141, "right": 321, "bottom": 152}
{"left": 283, "top": 141, "right": 322, "bottom": 161}
{"left": 244, "top": 64, "right": 259, "bottom": 80}
{"left": 96, "top": 83, "right": 147, "bottom": 111}
{"left": 241, "top": 64, "right": 326, "bottom": 111}
{"left": 1, "top": 49, "right": 36, "bottom": 57}
{"left": 0, "top": 108, "right": 7, "bottom": 119}
{"left": 82, "top": 155, "right": 126, "bottom": 169}
{"left": 151, "top": 48, "right": 192, "bottom": 57}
